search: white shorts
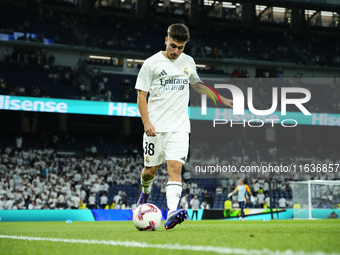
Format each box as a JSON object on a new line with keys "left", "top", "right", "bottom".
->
{"left": 143, "top": 132, "right": 189, "bottom": 167}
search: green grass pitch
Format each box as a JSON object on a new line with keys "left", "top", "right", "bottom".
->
{"left": 0, "top": 220, "right": 339, "bottom": 255}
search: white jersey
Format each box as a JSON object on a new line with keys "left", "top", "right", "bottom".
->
{"left": 135, "top": 51, "right": 200, "bottom": 132}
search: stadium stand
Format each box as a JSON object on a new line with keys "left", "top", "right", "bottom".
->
{"left": 0, "top": 57, "right": 137, "bottom": 102}
{"left": 0, "top": 136, "right": 339, "bottom": 210}
{"left": 1, "top": 5, "right": 339, "bottom": 67}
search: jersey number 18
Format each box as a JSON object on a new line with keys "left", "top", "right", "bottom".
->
{"left": 144, "top": 142, "right": 155, "bottom": 156}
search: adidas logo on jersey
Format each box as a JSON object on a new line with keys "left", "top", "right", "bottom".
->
{"left": 159, "top": 70, "right": 168, "bottom": 77}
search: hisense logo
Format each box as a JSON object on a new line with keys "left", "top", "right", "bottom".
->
{"left": 0, "top": 95, "right": 68, "bottom": 113}
{"left": 108, "top": 102, "right": 141, "bottom": 117}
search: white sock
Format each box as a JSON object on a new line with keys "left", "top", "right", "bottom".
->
{"left": 141, "top": 177, "right": 154, "bottom": 194}
{"left": 166, "top": 181, "right": 182, "bottom": 216}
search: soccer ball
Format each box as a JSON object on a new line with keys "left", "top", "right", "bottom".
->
{"left": 132, "top": 203, "right": 163, "bottom": 231}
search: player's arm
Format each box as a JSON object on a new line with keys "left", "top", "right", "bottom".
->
{"left": 191, "top": 81, "right": 233, "bottom": 108}
{"left": 246, "top": 185, "right": 253, "bottom": 197}
{"left": 246, "top": 185, "right": 256, "bottom": 203}
{"left": 228, "top": 186, "right": 238, "bottom": 198}
{"left": 137, "top": 90, "right": 156, "bottom": 137}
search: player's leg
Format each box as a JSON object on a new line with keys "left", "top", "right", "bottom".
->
{"left": 137, "top": 165, "right": 158, "bottom": 206}
{"left": 141, "top": 165, "right": 158, "bottom": 192}
{"left": 164, "top": 159, "right": 188, "bottom": 229}
{"left": 239, "top": 201, "right": 245, "bottom": 220}
{"left": 137, "top": 133, "right": 164, "bottom": 206}
{"left": 164, "top": 132, "right": 189, "bottom": 230}
{"left": 166, "top": 159, "right": 183, "bottom": 213}
{"left": 242, "top": 200, "right": 247, "bottom": 220}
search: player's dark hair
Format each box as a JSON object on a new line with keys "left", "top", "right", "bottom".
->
{"left": 167, "top": 23, "right": 190, "bottom": 42}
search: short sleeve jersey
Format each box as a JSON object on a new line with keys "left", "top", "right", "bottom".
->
{"left": 235, "top": 184, "right": 251, "bottom": 202}
{"left": 135, "top": 51, "right": 200, "bottom": 132}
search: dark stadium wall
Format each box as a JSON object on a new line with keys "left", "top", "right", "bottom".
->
{"left": 0, "top": 45, "right": 10, "bottom": 62}
{"left": 1, "top": 110, "right": 336, "bottom": 150}
{"left": 0, "top": 111, "right": 144, "bottom": 149}
{"left": 283, "top": 67, "right": 340, "bottom": 79}
{"left": 1, "top": 44, "right": 339, "bottom": 78}
{"left": 47, "top": 49, "right": 87, "bottom": 68}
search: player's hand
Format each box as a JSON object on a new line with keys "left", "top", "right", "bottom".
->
{"left": 144, "top": 122, "right": 156, "bottom": 137}
{"left": 228, "top": 192, "right": 233, "bottom": 198}
{"left": 222, "top": 98, "right": 233, "bottom": 108}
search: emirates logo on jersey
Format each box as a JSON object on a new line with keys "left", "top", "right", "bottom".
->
{"left": 159, "top": 77, "right": 188, "bottom": 91}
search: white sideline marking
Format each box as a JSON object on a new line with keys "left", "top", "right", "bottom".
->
{"left": 0, "top": 235, "right": 338, "bottom": 255}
